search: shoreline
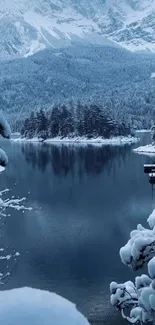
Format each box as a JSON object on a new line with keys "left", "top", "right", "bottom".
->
{"left": 136, "top": 129, "right": 150, "bottom": 133}
{"left": 11, "top": 136, "right": 140, "bottom": 146}
{"left": 133, "top": 144, "right": 155, "bottom": 156}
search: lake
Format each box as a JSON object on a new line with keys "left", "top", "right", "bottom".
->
{"left": 0, "top": 132, "right": 154, "bottom": 325}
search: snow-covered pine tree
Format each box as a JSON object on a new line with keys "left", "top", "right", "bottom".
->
{"left": 49, "top": 105, "right": 61, "bottom": 138}
{"left": 58, "top": 104, "right": 74, "bottom": 138}
{"left": 110, "top": 209, "right": 155, "bottom": 324}
{"left": 36, "top": 108, "right": 49, "bottom": 140}
{"left": 76, "top": 100, "right": 85, "bottom": 137}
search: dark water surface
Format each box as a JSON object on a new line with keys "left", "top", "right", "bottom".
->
{"left": 0, "top": 133, "right": 154, "bottom": 325}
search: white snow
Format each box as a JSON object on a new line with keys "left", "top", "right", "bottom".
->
{"left": 0, "top": 287, "right": 90, "bottom": 325}
{"left": 1, "top": 0, "right": 155, "bottom": 56}
{"left": 136, "top": 130, "right": 150, "bottom": 133}
{"left": 133, "top": 144, "right": 155, "bottom": 156}
{"left": 139, "top": 286, "right": 155, "bottom": 310}
{"left": 0, "top": 166, "right": 5, "bottom": 173}
{"left": 119, "top": 209, "right": 155, "bottom": 270}
{"left": 11, "top": 137, "right": 43, "bottom": 143}
{"left": 149, "top": 293, "right": 155, "bottom": 310}
{"left": 147, "top": 210, "right": 155, "bottom": 229}
{"left": 0, "top": 188, "right": 33, "bottom": 284}
{"left": 11, "top": 136, "right": 140, "bottom": 146}
{"left": 149, "top": 173, "right": 155, "bottom": 177}
{"left": 129, "top": 307, "right": 142, "bottom": 323}
{"left": 148, "top": 257, "right": 155, "bottom": 279}
{"left": 0, "top": 187, "right": 32, "bottom": 218}
{"left": 0, "top": 111, "right": 11, "bottom": 139}
{"left": 110, "top": 206, "right": 155, "bottom": 323}
{"left": 0, "top": 149, "right": 8, "bottom": 166}
{"left": 110, "top": 280, "right": 137, "bottom": 309}
{"left": 135, "top": 275, "right": 151, "bottom": 290}
{"left": 151, "top": 73, "right": 155, "bottom": 79}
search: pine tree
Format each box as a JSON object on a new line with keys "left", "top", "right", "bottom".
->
{"left": 59, "top": 105, "right": 74, "bottom": 138}
{"left": 49, "top": 106, "right": 61, "bottom": 138}
{"left": 36, "top": 109, "right": 49, "bottom": 140}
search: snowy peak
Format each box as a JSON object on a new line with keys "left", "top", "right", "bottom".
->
{"left": 0, "top": 0, "right": 155, "bottom": 58}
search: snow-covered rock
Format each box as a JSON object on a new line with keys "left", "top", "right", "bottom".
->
{"left": 0, "top": 287, "right": 90, "bottom": 325}
{"left": 1, "top": 0, "right": 155, "bottom": 58}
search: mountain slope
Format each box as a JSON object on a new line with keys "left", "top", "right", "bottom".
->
{"left": 1, "top": 0, "right": 155, "bottom": 58}
{"left": 1, "top": 44, "right": 155, "bottom": 130}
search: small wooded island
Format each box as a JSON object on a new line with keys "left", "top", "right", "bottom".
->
{"left": 18, "top": 104, "right": 133, "bottom": 142}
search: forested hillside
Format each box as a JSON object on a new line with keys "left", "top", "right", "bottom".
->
{"left": 1, "top": 44, "right": 155, "bottom": 130}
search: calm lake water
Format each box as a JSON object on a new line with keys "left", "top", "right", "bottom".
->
{"left": 0, "top": 132, "right": 154, "bottom": 324}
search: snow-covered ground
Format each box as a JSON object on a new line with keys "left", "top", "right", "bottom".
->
{"left": 11, "top": 137, "right": 42, "bottom": 143}
{"left": 11, "top": 136, "right": 140, "bottom": 146}
{"left": 11, "top": 132, "right": 21, "bottom": 136}
{"left": 136, "top": 130, "right": 150, "bottom": 133}
{"left": 151, "top": 72, "right": 155, "bottom": 79}
{"left": 133, "top": 144, "right": 155, "bottom": 156}
{"left": 0, "top": 166, "right": 5, "bottom": 173}
{"left": 0, "top": 287, "right": 90, "bottom": 325}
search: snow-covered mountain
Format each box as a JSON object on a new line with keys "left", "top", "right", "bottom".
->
{"left": 1, "top": 0, "right": 155, "bottom": 58}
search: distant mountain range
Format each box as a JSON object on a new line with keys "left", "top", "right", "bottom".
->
{"left": 1, "top": 1, "right": 155, "bottom": 130}
{"left": 1, "top": 0, "right": 155, "bottom": 58}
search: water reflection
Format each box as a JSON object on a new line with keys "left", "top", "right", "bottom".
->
{"left": 21, "top": 143, "right": 133, "bottom": 177}
{"left": 0, "top": 135, "right": 151, "bottom": 325}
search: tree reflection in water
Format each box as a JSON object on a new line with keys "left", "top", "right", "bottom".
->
{"left": 21, "top": 143, "right": 132, "bottom": 178}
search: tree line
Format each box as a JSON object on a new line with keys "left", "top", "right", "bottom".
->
{"left": 21, "top": 103, "right": 133, "bottom": 140}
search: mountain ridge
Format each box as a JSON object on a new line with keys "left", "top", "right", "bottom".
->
{"left": 0, "top": 0, "right": 155, "bottom": 58}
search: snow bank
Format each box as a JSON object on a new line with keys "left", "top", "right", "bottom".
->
{"left": 0, "top": 166, "right": 5, "bottom": 173}
{"left": 0, "top": 149, "right": 8, "bottom": 166}
{"left": 136, "top": 130, "right": 150, "bottom": 133}
{"left": 133, "top": 144, "right": 155, "bottom": 156}
{"left": 11, "top": 136, "right": 140, "bottom": 146}
{"left": 0, "top": 287, "right": 90, "bottom": 325}
{"left": 45, "top": 136, "right": 139, "bottom": 145}
{"left": 151, "top": 72, "right": 155, "bottom": 79}
{"left": 11, "top": 137, "right": 42, "bottom": 143}
{"left": 0, "top": 111, "right": 11, "bottom": 139}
